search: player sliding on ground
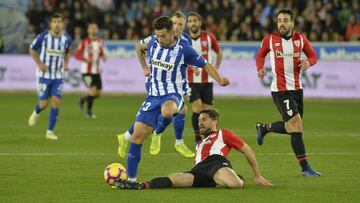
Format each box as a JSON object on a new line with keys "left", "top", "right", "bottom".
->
{"left": 115, "top": 109, "right": 272, "bottom": 189}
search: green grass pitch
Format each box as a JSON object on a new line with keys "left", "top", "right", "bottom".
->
{"left": 0, "top": 92, "right": 359, "bottom": 202}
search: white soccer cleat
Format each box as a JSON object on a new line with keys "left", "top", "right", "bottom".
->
{"left": 46, "top": 130, "right": 58, "bottom": 140}
{"left": 28, "top": 111, "right": 39, "bottom": 127}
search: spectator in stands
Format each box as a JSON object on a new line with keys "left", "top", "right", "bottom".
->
{"left": 346, "top": 14, "right": 360, "bottom": 41}
{"left": 25, "top": 0, "right": 359, "bottom": 42}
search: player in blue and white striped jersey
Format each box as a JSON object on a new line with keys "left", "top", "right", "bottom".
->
{"left": 125, "top": 16, "right": 229, "bottom": 183}
{"left": 28, "top": 13, "right": 72, "bottom": 140}
{"left": 117, "top": 12, "right": 196, "bottom": 159}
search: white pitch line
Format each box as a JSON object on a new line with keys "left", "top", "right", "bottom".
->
{"left": 0, "top": 152, "right": 356, "bottom": 156}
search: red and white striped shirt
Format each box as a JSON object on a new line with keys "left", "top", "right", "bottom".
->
{"left": 195, "top": 129, "right": 244, "bottom": 165}
{"left": 256, "top": 32, "right": 317, "bottom": 92}
{"left": 75, "top": 37, "right": 106, "bottom": 74}
{"left": 187, "top": 31, "right": 221, "bottom": 83}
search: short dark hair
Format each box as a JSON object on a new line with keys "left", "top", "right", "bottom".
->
{"left": 171, "top": 11, "right": 186, "bottom": 20}
{"left": 276, "top": 8, "right": 294, "bottom": 22}
{"left": 50, "top": 12, "right": 63, "bottom": 22}
{"left": 187, "top": 12, "right": 201, "bottom": 21}
{"left": 153, "top": 16, "right": 173, "bottom": 31}
{"left": 200, "top": 109, "right": 220, "bottom": 121}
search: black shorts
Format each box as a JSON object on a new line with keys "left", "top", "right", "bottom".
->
{"left": 82, "top": 74, "right": 102, "bottom": 89}
{"left": 187, "top": 154, "right": 233, "bottom": 187}
{"left": 271, "top": 89, "right": 303, "bottom": 121}
{"left": 189, "top": 83, "right": 213, "bottom": 105}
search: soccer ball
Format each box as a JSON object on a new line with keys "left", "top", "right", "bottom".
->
{"left": 104, "top": 163, "right": 128, "bottom": 185}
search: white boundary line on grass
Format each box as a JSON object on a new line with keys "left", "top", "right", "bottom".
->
{"left": 0, "top": 152, "right": 357, "bottom": 156}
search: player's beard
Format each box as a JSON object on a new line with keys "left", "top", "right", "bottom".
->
{"left": 200, "top": 126, "right": 212, "bottom": 137}
{"left": 190, "top": 26, "right": 200, "bottom": 34}
{"left": 279, "top": 26, "right": 292, "bottom": 38}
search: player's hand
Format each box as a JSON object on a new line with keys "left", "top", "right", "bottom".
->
{"left": 64, "top": 64, "right": 69, "bottom": 71}
{"left": 194, "top": 68, "right": 201, "bottom": 76}
{"left": 102, "top": 57, "right": 107, "bottom": 62}
{"left": 143, "top": 66, "right": 151, "bottom": 76}
{"left": 257, "top": 69, "right": 266, "bottom": 79}
{"left": 38, "top": 63, "right": 47, "bottom": 72}
{"left": 254, "top": 176, "right": 273, "bottom": 186}
{"left": 298, "top": 60, "right": 310, "bottom": 70}
{"left": 219, "top": 77, "right": 230, "bottom": 86}
{"left": 86, "top": 58, "right": 92, "bottom": 63}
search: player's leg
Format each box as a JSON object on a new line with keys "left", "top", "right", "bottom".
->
{"left": 128, "top": 96, "right": 160, "bottom": 181}
{"left": 285, "top": 91, "right": 320, "bottom": 176}
{"left": 127, "top": 121, "right": 154, "bottom": 182}
{"left": 167, "top": 173, "right": 194, "bottom": 187}
{"left": 79, "top": 74, "right": 91, "bottom": 112}
{"left": 29, "top": 78, "right": 50, "bottom": 126}
{"left": 117, "top": 123, "right": 134, "bottom": 158}
{"left": 173, "top": 104, "right": 195, "bottom": 158}
{"left": 45, "top": 79, "right": 63, "bottom": 140}
{"left": 85, "top": 86, "right": 98, "bottom": 119}
{"left": 189, "top": 83, "right": 202, "bottom": 143}
{"left": 46, "top": 95, "right": 61, "bottom": 140}
{"left": 213, "top": 167, "right": 244, "bottom": 188}
{"left": 150, "top": 95, "right": 180, "bottom": 155}
{"left": 140, "top": 173, "right": 194, "bottom": 189}
{"left": 256, "top": 91, "right": 289, "bottom": 145}
{"left": 86, "top": 74, "right": 102, "bottom": 119}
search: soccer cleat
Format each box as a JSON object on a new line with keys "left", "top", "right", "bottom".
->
{"left": 303, "top": 166, "right": 321, "bottom": 177}
{"left": 175, "top": 143, "right": 195, "bottom": 158}
{"left": 150, "top": 133, "right": 161, "bottom": 155}
{"left": 86, "top": 113, "right": 96, "bottom": 119}
{"left": 28, "top": 111, "right": 39, "bottom": 127}
{"left": 256, "top": 122, "right": 267, "bottom": 145}
{"left": 78, "top": 98, "right": 84, "bottom": 112}
{"left": 117, "top": 133, "right": 129, "bottom": 158}
{"left": 46, "top": 130, "right": 58, "bottom": 140}
{"left": 114, "top": 179, "right": 145, "bottom": 190}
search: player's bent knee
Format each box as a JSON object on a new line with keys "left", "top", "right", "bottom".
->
{"left": 286, "top": 114, "right": 303, "bottom": 132}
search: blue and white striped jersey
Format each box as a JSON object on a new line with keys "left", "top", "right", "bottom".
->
{"left": 140, "top": 33, "right": 192, "bottom": 93}
{"left": 30, "top": 31, "right": 72, "bottom": 79}
{"left": 147, "top": 37, "right": 207, "bottom": 96}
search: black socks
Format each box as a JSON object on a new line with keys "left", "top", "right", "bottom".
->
{"left": 145, "top": 177, "right": 172, "bottom": 189}
{"left": 291, "top": 132, "right": 308, "bottom": 171}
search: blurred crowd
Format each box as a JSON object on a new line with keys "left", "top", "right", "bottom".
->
{"left": 25, "top": 0, "right": 360, "bottom": 45}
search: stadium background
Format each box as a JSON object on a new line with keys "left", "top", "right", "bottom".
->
{"left": 0, "top": 0, "right": 360, "bottom": 202}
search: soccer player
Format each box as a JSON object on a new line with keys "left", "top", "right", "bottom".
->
{"left": 75, "top": 22, "right": 106, "bottom": 119}
{"left": 124, "top": 16, "right": 229, "bottom": 184}
{"left": 117, "top": 12, "right": 195, "bottom": 158}
{"left": 115, "top": 109, "right": 272, "bottom": 189}
{"left": 28, "top": 13, "right": 72, "bottom": 140}
{"left": 255, "top": 9, "right": 321, "bottom": 177}
{"left": 186, "top": 12, "right": 223, "bottom": 144}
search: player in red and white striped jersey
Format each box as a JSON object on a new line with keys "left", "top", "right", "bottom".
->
{"left": 186, "top": 12, "right": 223, "bottom": 144}
{"left": 75, "top": 22, "right": 106, "bottom": 119}
{"left": 255, "top": 9, "right": 321, "bottom": 177}
{"left": 115, "top": 109, "right": 272, "bottom": 189}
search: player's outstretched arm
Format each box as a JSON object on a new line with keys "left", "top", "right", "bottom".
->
{"left": 135, "top": 42, "right": 150, "bottom": 76}
{"left": 29, "top": 48, "right": 46, "bottom": 72}
{"left": 204, "top": 63, "right": 229, "bottom": 86}
{"left": 239, "top": 143, "right": 273, "bottom": 186}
